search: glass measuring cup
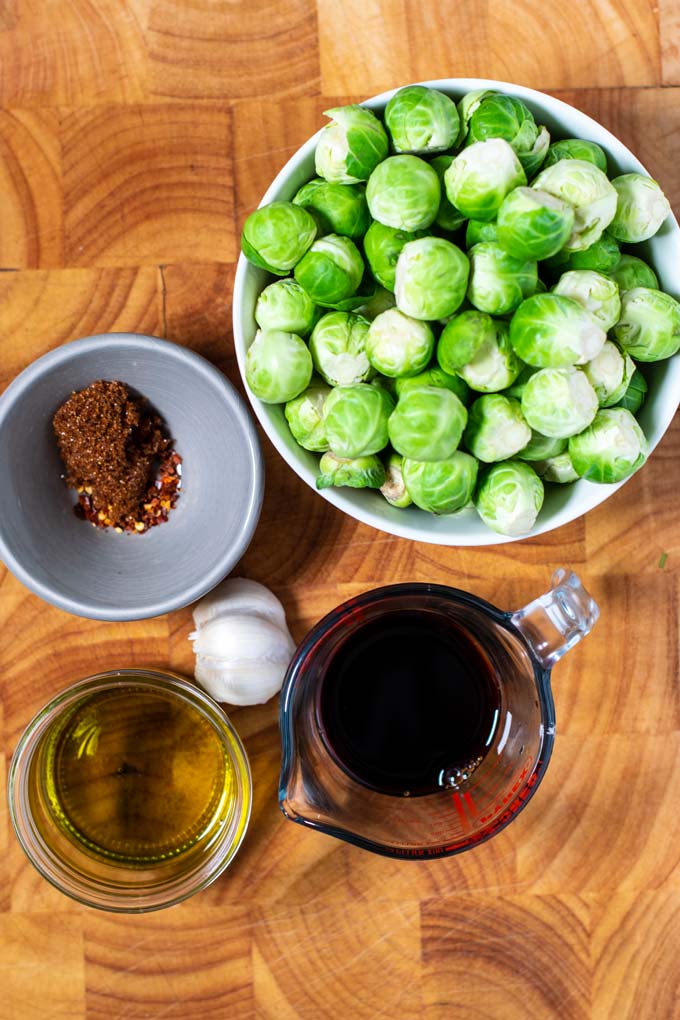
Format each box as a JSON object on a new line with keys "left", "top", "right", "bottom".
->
{"left": 279, "top": 570, "right": 598, "bottom": 858}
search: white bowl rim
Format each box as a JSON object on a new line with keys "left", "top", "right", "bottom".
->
{"left": 233, "top": 78, "right": 680, "bottom": 547}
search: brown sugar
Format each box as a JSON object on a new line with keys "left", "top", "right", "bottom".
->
{"left": 53, "top": 380, "right": 182, "bottom": 533}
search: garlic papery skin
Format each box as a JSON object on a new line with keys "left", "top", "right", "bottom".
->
{"left": 189, "top": 578, "right": 296, "bottom": 706}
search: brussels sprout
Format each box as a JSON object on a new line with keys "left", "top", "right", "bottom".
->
{"left": 582, "top": 340, "right": 635, "bottom": 407}
{"left": 395, "top": 237, "right": 470, "bottom": 320}
{"left": 315, "top": 105, "right": 389, "bottom": 184}
{"left": 403, "top": 452, "right": 479, "bottom": 514}
{"left": 608, "top": 173, "right": 671, "bottom": 243}
{"left": 245, "top": 329, "right": 313, "bottom": 404}
{"left": 395, "top": 366, "right": 470, "bottom": 406}
{"left": 612, "top": 288, "right": 680, "bottom": 362}
{"left": 323, "top": 383, "right": 394, "bottom": 458}
{"left": 543, "top": 138, "right": 608, "bottom": 173}
{"left": 430, "top": 155, "right": 467, "bottom": 232}
{"left": 466, "top": 219, "right": 499, "bottom": 247}
{"left": 509, "top": 293, "right": 606, "bottom": 367}
{"left": 255, "top": 278, "right": 319, "bottom": 336}
{"left": 437, "top": 309, "right": 496, "bottom": 372}
{"left": 467, "top": 242, "right": 537, "bottom": 316}
{"left": 455, "top": 319, "right": 524, "bottom": 393}
{"left": 517, "top": 432, "right": 567, "bottom": 462}
{"left": 317, "top": 452, "right": 385, "bottom": 489}
{"left": 445, "top": 139, "right": 527, "bottom": 222}
{"left": 557, "top": 232, "right": 620, "bottom": 274}
{"left": 327, "top": 269, "right": 378, "bottom": 311}
{"left": 355, "top": 284, "right": 396, "bottom": 320}
{"left": 521, "top": 366, "right": 598, "bottom": 437}
{"left": 366, "top": 155, "right": 441, "bottom": 231}
{"left": 496, "top": 187, "right": 574, "bottom": 261}
{"left": 474, "top": 460, "right": 544, "bottom": 536}
{"left": 534, "top": 451, "right": 579, "bottom": 483}
{"left": 293, "top": 179, "right": 370, "bottom": 238}
{"left": 531, "top": 159, "right": 617, "bottom": 252}
{"left": 467, "top": 94, "right": 550, "bottom": 178}
{"left": 363, "top": 222, "right": 429, "bottom": 292}
{"left": 552, "top": 269, "right": 621, "bottom": 330}
{"left": 294, "top": 234, "right": 364, "bottom": 305}
{"left": 309, "top": 311, "right": 373, "bottom": 386}
{"left": 463, "top": 394, "right": 531, "bottom": 462}
{"left": 568, "top": 408, "right": 648, "bottom": 483}
{"left": 385, "top": 85, "right": 460, "bottom": 154}
{"left": 608, "top": 254, "right": 659, "bottom": 293}
{"left": 388, "top": 385, "right": 468, "bottom": 461}
{"left": 377, "top": 451, "right": 411, "bottom": 507}
{"left": 241, "top": 202, "right": 317, "bottom": 274}
{"left": 366, "top": 308, "right": 435, "bottom": 377}
{"left": 503, "top": 363, "right": 537, "bottom": 399}
{"left": 614, "top": 367, "right": 647, "bottom": 414}
{"left": 284, "top": 380, "right": 331, "bottom": 451}
{"left": 455, "top": 89, "right": 497, "bottom": 146}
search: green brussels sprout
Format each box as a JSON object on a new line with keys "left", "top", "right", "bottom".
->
{"left": 379, "top": 451, "right": 412, "bottom": 507}
{"left": 582, "top": 340, "right": 635, "bottom": 407}
{"left": 608, "top": 173, "right": 671, "bottom": 243}
{"left": 294, "top": 234, "right": 364, "bottom": 305}
{"left": 613, "top": 367, "right": 647, "bottom": 414}
{"left": 245, "top": 329, "right": 313, "bottom": 404}
{"left": 388, "top": 385, "right": 468, "bottom": 461}
{"left": 531, "top": 159, "right": 617, "bottom": 252}
{"left": 326, "top": 269, "right": 378, "bottom": 311}
{"left": 308, "top": 311, "right": 372, "bottom": 386}
{"left": 395, "top": 237, "right": 470, "bottom": 320}
{"left": 521, "top": 366, "right": 598, "bottom": 437}
{"left": 403, "top": 452, "right": 479, "bottom": 514}
{"left": 241, "top": 202, "right": 317, "bottom": 274}
{"left": 323, "top": 383, "right": 394, "bottom": 458}
{"left": 542, "top": 138, "right": 608, "bottom": 173}
{"left": 463, "top": 394, "right": 531, "bottom": 462}
{"left": 534, "top": 451, "right": 579, "bottom": 483}
{"left": 608, "top": 254, "right": 658, "bottom": 292}
{"left": 366, "top": 155, "right": 441, "bottom": 231}
{"left": 466, "top": 242, "right": 537, "bottom": 316}
{"left": 385, "top": 85, "right": 460, "bottom": 154}
{"left": 467, "top": 94, "right": 550, "bottom": 178}
{"left": 430, "top": 155, "right": 467, "bottom": 232}
{"left": 395, "top": 366, "right": 470, "bottom": 406}
{"left": 315, "top": 105, "right": 389, "bottom": 184}
{"left": 284, "top": 380, "right": 331, "bottom": 451}
{"left": 445, "top": 139, "right": 527, "bottom": 222}
{"left": 255, "top": 278, "right": 319, "bottom": 336}
{"left": 455, "top": 89, "right": 497, "bottom": 146}
{"left": 557, "top": 232, "right": 620, "bottom": 274}
{"left": 474, "top": 460, "right": 544, "bottom": 536}
{"left": 447, "top": 317, "right": 523, "bottom": 393}
{"left": 366, "top": 308, "right": 435, "bottom": 377}
{"left": 363, "top": 222, "right": 429, "bottom": 292}
{"left": 317, "top": 452, "right": 385, "bottom": 489}
{"left": 293, "top": 179, "right": 370, "bottom": 238}
{"left": 496, "top": 187, "right": 575, "bottom": 261}
{"left": 437, "top": 309, "right": 496, "bottom": 373}
{"left": 466, "top": 219, "right": 499, "bottom": 247}
{"left": 503, "top": 363, "right": 537, "bottom": 399}
{"left": 509, "top": 293, "right": 606, "bottom": 367}
{"left": 517, "top": 432, "right": 567, "bottom": 462}
{"left": 612, "top": 288, "right": 680, "bottom": 362}
{"left": 552, "top": 269, "right": 621, "bottom": 330}
{"left": 354, "top": 284, "right": 396, "bottom": 320}
{"left": 568, "top": 408, "right": 648, "bottom": 483}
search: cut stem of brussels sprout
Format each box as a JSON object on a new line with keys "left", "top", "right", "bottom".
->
{"left": 612, "top": 287, "right": 680, "bottom": 362}
{"left": 366, "top": 155, "right": 441, "bottom": 231}
{"left": 509, "top": 293, "right": 606, "bottom": 367}
{"left": 294, "top": 234, "right": 364, "bottom": 305}
{"left": 463, "top": 394, "right": 531, "bottom": 462}
{"left": 395, "top": 237, "right": 470, "bottom": 320}
{"left": 309, "top": 310, "right": 372, "bottom": 386}
{"left": 315, "top": 105, "right": 389, "bottom": 184}
{"left": 284, "top": 381, "right": 332, "bottom": 451}
{"left": 466, "top": 242, "right": 537, "bottom": 316}
{"left": 445, "top": 139, "right": 527, "bottom": 222}
{"left": 385, "top": 85, "right": 460, "bottom": 154}
{"left": 552, "top": 269, "right": 621, "bottom": 331}
{"left": 241, "top": 202, "right": 317, "bottom": 274}
{"left": 255, "top": 278, "right": 318, "bottom": 336}
{"left": 388, "top": 385, "right": 468, "bottom": 461}
{"left": 323, "top": 383, "right": 394, "bottom": 458}
{"left": 366, "top": 308, "right": 435, "bottom": 378}
{"left": 245, "top": 329, "right": 313, "bottom": 404}
{"left": 403, "top": 452, "right": 479, "bottom": 514}
{"left": 293, "top": 178, "right": 370, "bottom": 238}
{"left": 534, "top": 451, "right": 579, "bottom": 483}
{"left": 568, "top": 408, "right": 648, "bottom": 483}
{"left": 608, "top": 173, "right": 671, "bottom": 243}
{"left": 521, "top": 366, "right": 598, "bottom": 438}
{"left": 455, "top": 320, "right": 524, "bottom": 393}
{"left": 380, "top": 452, "right": 413, "bottom": 507}
{"left": 531, "top": 159, "right": 617, "bottom": 252}
{"left": 582, "top": 340, "right": 635, "bottom": 407}
{"left": 317, "top": 452, "right": 386, "bottom": 489}
{"left": 496, "top": 187, "right": 574, "bottom": 262}
{"left": 474, "top": 460, "right": 544, "bottom": 536}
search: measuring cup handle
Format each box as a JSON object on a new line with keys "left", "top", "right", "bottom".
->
{"left": 509, "top": 569, "right": 599, "bottom": 669}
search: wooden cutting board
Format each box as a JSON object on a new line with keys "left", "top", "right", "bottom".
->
{"left": 1, "top": 2, "right": 679, "bottom": 1018}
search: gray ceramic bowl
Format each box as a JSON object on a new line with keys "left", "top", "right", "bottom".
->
{"left": 0, "top": 334, "right": 263, "bottom": 620}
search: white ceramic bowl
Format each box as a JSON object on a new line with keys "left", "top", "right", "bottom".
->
{"left": 233, "top": 79, "right": 680, "bottom": 546}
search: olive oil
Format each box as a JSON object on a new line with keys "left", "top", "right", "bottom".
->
{"left": 33, "top": 684, "right": 234, "bottom": 865}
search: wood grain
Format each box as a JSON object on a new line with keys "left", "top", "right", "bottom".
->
{"left": 0, "top": 2, "right": 679, "bottom": 1018}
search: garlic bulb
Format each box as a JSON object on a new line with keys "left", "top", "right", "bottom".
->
{"left": 189, "top": 577, "right": 296, "bottom": 706}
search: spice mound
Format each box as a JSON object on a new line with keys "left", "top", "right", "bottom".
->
{"left": 53, "top": 380, "right": 182, "bottom": 533}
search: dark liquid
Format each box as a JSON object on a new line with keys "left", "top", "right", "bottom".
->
{"left": 319, "top": 611, "right": 501, "bottom": 796}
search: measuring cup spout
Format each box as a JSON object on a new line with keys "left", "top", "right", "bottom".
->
{"left": 509, "top": 568, "right": 599, "bottom": 670}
